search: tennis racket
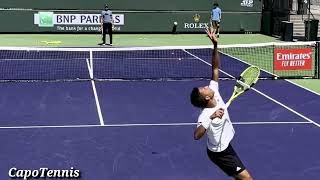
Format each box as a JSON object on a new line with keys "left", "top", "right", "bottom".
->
{"left": 225, "top": 66, "right": 260, "bottom": 108}
{"left": 210, "top": 66, "right": 260, "bottom": 120}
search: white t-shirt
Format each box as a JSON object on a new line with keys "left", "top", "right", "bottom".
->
{"left": 197, "top": 80, "right": 235, "bottom": 152}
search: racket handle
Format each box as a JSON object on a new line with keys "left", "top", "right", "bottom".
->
{"left": 225, "top": 101, "right": 231, "bottom": 108}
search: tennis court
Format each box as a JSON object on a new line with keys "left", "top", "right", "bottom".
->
{"left": 0, "top": 43, "right": 319, "bottom": 180}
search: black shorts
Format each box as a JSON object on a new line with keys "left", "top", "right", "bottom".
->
{"left": 212, "top": 21, "right": 220, "bottom": 27}
{"left": 207, "top": 144, "right": 246, "bottom": 176}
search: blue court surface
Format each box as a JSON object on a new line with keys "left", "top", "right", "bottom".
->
{"left": 0, "top": 48, "right": 319, "bottom": 180}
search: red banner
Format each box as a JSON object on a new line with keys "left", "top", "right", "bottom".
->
{"left": 274, "top": 48, "right": 313, "bottom": 70}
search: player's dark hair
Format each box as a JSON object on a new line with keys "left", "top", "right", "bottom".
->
{"left": 190, "top": 88, "right": 208, "bottom": 108}
{"left": 213, "top": 3, "right": 219, "bottom": 7}
{"left": 105, "top": 4, "right": 109, "bottom": 10}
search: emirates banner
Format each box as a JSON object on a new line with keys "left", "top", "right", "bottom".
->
{"left": 274, "top": 48, "right": 313, "bottom": 70}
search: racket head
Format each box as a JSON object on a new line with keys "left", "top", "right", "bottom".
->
{"left": 236, "top": 66, "right": 260, "bottom": 91}
{"left": 225, "top": 66, "right": 260, "bottom": 108}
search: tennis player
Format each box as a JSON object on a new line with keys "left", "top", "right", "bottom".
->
{"left": 100, "top": 4, "right": 113, "bottom": 46}
{"left": 190, "top": 27, "right": 253, "bottom": 180}
{"left": 211, "top": 3, "right": 221, "bottom": 38}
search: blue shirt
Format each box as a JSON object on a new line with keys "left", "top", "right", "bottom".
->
{"left": 211, "top": 7, "right": 221, "bottom": 22}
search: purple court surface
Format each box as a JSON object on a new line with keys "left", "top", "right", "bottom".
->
{"left": 0, "top": 49, "right": 319, "bottom": 180}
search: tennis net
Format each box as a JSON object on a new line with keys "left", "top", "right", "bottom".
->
{"left": 0, "top": 41, "right": 319, "bottom": 82}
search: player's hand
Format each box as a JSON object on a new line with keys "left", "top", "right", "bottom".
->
{"left": 210, "top": 108, "right": 224, "bottom": 119}
{"left": 205, "top": 26, "right": 218, "bottom": 45}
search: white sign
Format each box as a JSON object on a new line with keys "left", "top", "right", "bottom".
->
{"left": 34, "top": 12, "right": 124, "bottom": 27}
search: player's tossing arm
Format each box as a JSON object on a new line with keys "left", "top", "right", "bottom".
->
{"left": 205, "top": 27, "right": 219, "bottom": 82}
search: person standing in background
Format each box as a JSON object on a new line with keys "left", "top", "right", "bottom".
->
{"left": 100, "top": 4, "right": 113, "bottom": 46}
{"left": 211, "top": 3, "right": 221, "bottom": 38}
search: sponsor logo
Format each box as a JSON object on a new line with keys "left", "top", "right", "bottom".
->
{"left": 34, "top": 12, "right": 124, "bottom": 27}
{"left": 274, "top": 48, "right": 313, "bottom": 70}
{"left": 241, "top": 0, "right": 254, "bottom": 7}
{"left": 184, "top": 14, "right": 209, "bottom": 29}
{"left": 184, "top": 23, "right": 209, "bottom": 29}
{"left": 276, "top": 52, "right": 311, "bottom": 61}
{"left": 193, "top": 14, "right": 201, "bottom": 23}
{"left": 39, "top": 12, "right": 54, "bottom": 27}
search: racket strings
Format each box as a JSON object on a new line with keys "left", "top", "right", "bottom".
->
{"left": 227, "top": 66, "right": 261, "bottom": 107}
{"left": 240, "top": 67, "right": 260, "bottom": 87}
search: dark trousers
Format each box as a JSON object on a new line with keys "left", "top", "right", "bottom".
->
{"left": 102, "top": 23, "right": 113, "bottom": 44}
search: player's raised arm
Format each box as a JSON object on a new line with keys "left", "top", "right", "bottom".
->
{"left": 205, "top": 27, "right": 219, "bottom": 82}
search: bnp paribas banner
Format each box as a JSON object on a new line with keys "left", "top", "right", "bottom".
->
{"left": 34, "top": 12, "right": 124, "bottom": 32}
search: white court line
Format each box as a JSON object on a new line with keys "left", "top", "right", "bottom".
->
{"left": 86, "top": 53, "right": 104, "bottom": 126}
{"left": 183, "top": 49, "right": 320, "bottom": 128}
{"left": 0, "top": 121, "right": 312, "bottom": 129}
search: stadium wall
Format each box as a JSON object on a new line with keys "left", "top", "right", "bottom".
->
{"left": 0, "top": 0, "right": 262, "bottom": 33}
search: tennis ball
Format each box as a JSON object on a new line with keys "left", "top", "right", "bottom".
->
{"left": 174, "top": 22, "right": 178, "bottom": 25}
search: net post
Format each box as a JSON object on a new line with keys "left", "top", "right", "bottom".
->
{"left": 272, "top": 43, "right": 275, "bottom": 79}
{"left": 89, "top": 50, "right": 94, "bottom": 79}
{"left": 317, "top": 41, "right": 320, "bottom": 79}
